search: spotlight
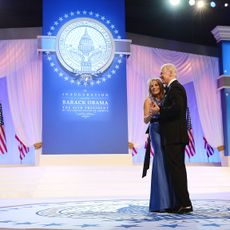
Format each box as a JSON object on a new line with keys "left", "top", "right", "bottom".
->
{"left": 189, "top": 0, "right": 196, "bottom": 6}
{"left": 224, "top": 3, "right": 229, "bottom": 7}
{"left": 169, "top": 0, "right": 181, "bottom": 6}
{"left": 196, "top": 0, "right": 205, "bottom": 8}
{"left": 210, "top": 1, "right": 216, "bottom": 8}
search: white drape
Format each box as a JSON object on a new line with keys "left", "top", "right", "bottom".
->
{"left": 0, "top": 39, "right": 42, "bottom": 147}
{"left": 0, "top": 40, "right": 223, "bottom": 152}
{"left": 127, "top": 44, "right": 223, "bottom": 150}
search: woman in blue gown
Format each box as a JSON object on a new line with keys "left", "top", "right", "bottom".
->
{"left": 143, "top": 78, "right": 175, "bottom": 212}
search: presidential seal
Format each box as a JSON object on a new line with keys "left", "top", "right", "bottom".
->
{"left": 38, "top": 10, "right": 131, "bottom": 86}
{"left": 56, "top": 17, "right": 115, "bottom": 81}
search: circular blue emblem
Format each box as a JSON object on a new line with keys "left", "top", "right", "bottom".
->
{"left": 45, "top": 11, "right": 124, "bottom": 86}
{"left": 56, "top": 18, "right": 115, "bottom": 81}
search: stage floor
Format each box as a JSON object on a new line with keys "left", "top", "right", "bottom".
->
{"left": 0, "top": 164, "right": 230, "bottom": 229}
{"left": 0, "top": 196, "right": 230, "bottom": 230}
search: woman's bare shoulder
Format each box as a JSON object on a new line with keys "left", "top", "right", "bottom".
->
{"left": 144, "top": 97, "right": 151, "bottom": 104}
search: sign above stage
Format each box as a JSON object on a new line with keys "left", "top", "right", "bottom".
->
{"left": 42, "top": 0, "right": 129, "bottom": 155}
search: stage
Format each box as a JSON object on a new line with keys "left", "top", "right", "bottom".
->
{"left": 0, "top": 154, "right": 230, "bottom": 229}
{"left": 0, "top": 0, "right": 229, "bottom": 229}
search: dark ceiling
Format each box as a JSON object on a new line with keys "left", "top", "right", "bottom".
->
{"left": 0, "top": 0, "right": 230, "bottom": 46}
{"left": 126, "top": 0, "right": 230, "bottom": 46}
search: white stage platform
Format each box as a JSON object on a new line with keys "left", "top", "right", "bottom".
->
{"left": 0, "top": 154, "right": 230, "bottom": 229}
{"left": 0, "top": 154, "right": 230, "bottom": 201}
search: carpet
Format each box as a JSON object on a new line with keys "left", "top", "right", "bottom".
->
{"left": 0, "top": 199, "right": 229, "bottom": 229}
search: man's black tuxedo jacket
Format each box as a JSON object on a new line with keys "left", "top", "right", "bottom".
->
{"left": 160, "top": 80, "right": 189, "bottom": 145}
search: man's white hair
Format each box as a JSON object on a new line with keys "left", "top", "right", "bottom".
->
{"left": 161, "top": 63, "right": 177, "bottom": 77}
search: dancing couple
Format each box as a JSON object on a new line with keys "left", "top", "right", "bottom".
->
{"left": 143, "top": 63, "right": 193, "bottom": 214}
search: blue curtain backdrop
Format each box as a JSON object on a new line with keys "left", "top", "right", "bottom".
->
{"left": 42, "top": 0, "right": 129, "bottom": 154}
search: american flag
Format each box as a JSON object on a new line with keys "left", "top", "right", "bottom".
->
{"left": 131, "top": 146, "right": 138, "bottom": 156}
{"left": 0, "top": 103, "right": 7, "bottom": 154}
{"left": 203, "top": 136, "right": 214, "bottom": 157}
{"left": 185, "top": 107, "right": 195, "bottom": 158}
{"left": 129, "top": 142, "right": 138, "bottom": 156}
{"left": 15, "top": 134, "right": 29, "bottom": 160}
{"left": 144, "top": 138, "right": 154, "bottom": 157}
{"left": 150, "top": 144, "right": 154, "bottom": 157}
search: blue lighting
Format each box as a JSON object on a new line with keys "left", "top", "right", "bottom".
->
{"left": 189, "top": 0, "right": 195, "bottom": 6}
{"left": 210, "top": 1, "right": 216, "bottom": 7}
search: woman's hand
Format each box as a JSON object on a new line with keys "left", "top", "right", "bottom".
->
{"left": 150, "top": 102, "right": 160, "bottom": 114}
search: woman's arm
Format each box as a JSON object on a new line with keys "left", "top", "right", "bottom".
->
{"left": 143, "top": 98, "right": 153, "bottom": 124}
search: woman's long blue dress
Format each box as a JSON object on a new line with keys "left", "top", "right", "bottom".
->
{"left": 149, "top": 100, "right": 175, "bottom": 212}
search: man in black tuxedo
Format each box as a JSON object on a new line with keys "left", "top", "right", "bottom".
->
{"left": 152, "top": 63, "right": 192, "bottom": 214}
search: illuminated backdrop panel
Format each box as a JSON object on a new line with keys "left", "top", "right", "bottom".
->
{"left": 42, "top": 0, "right": 129, "bottom": 154}
{"left": 220, "top": 41, "right": 230, "bottom": 156}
